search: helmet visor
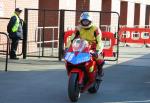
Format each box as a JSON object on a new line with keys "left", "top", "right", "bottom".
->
{"left": 81, "top": 19, "right": 91, "bottom": 26}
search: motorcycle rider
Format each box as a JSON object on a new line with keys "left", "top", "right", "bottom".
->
{"left": 65, "top": 12, "right": 104, "bottom": 76}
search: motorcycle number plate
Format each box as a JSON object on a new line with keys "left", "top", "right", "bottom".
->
{"left": 65, "top": 52, "right": 75, "bottom": 61}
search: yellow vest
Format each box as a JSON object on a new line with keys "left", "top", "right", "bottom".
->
{"left": 66, "top": 25, "right": 102, "bottom": 53}
{"left": 79, "top": 25, "right": 97, "bottom": 44}
{"left": 12, "top": 13, "right": 20, "bottom": 32}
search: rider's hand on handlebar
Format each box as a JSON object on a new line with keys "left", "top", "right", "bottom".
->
{"left": 64, "top": 48, "right": 68, "bottom": 54}
{"left": 90, "top": 51, "right": 98, "bottom": 58}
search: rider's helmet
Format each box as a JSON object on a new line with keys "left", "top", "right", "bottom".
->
{"left": 79, "top": 12, "right": 92, "bottom": 28}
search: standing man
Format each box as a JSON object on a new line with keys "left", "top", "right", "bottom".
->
{"left": 7, "top": 8, "right": 23, "bottom": 59}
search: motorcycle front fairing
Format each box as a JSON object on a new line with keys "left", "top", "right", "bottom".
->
{"left": 65, "top": 52, "right": 90, "bottom": 65}
{"left": 64, "top": 38, "right": 91, "bottom": 65}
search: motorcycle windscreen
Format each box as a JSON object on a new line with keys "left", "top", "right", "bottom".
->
{"left": 64, "top": 52, "right": 90, "bottom": 65}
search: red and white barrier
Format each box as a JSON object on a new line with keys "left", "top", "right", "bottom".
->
{"left": 101, "top": 32, "right": 117, "bottom": 57}
{"left": 119, "top": 28, "right": 150, "bottom": 45}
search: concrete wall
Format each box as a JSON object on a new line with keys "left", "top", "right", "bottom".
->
{"left": 127, "top": 2, "right": 135, "bottom": 27}
{"left": 90, "top": 0, "right": 102, "bottom": 27}
{"left": 59, "top": 0, "right": 76, "bottom": 30}
{"left": 139, "top": 4, "right": 146, "bottom": 27}
{"left": 111, "top": 0, "right": 120, "bottom": 32}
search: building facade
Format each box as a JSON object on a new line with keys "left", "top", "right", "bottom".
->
{"left": 0, "top": 0, "right": 150, "bottom": 28}
{"left": 0, "top": 0, "right": 150, "bottom": 54}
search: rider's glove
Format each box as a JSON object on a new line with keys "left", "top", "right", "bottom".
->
{"left": 90, "top": 52, "right": 99, "bottom": 58}
{"left": 91, "top": 52, "right": 99, "bottom": 58}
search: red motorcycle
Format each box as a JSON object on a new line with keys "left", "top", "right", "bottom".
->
{"left": 64, "top": 38, "right": 103, "bottom": 102}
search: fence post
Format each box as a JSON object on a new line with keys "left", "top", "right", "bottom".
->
{"left": 42, "top": 9, "right": 46, "bottom": 57}
{"left": 116, "top": 12, "right": 120, "bottom": 62}
{"left": 59, "top": 10, "right": 65, "bottom": 61}
{"left": 23, "top": 8, "right": 28, "bottom": 59}
{"left": 5, "top": 33, "right": 9, "bottom": 71}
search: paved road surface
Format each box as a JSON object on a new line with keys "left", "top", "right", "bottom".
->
{"left": 0, "top": 47, "right": 150, "bottom": 103}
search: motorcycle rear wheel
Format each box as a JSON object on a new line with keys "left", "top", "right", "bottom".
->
{"left": 68, "top": 73, "right": 80, "bottom": 102}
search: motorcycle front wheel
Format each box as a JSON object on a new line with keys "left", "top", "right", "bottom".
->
{"left": 68, "top": 73, "right": 80, "bottom": 102}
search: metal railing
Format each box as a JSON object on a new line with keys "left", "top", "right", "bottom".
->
{"left": 23, "top": 9, "right": 120, "bottom": 61}
{"left": 0, "top": 32, "right": 10, "bottom": 71}
{"left": 23, "top": 8, "right": 62, "bottom": 59}
{"left": 33, "top": 26, "right": 59, "bottom": 57}
{"left": 22, "top": 26, "right": 59, "bottom": 58}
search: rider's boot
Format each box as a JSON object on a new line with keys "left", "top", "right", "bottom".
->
{"left": 97, "top": 61, "right": 105, "bottom": 77}
{"left": 96, "top": 61, "right": 104, "bottom": 81}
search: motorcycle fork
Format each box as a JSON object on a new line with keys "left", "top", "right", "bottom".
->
{"left": 69, "top": 69, "right": 84, "bottom": 85}
{"left": 85, "top": 61, "right": 97, "bottom": 82}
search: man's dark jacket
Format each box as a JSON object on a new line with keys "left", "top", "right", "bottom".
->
{"left": 7, "top": 15, "right": 23, "bottom": 39}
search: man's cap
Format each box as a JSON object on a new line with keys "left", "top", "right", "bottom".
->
{"left": 15, "top": 8, "right": 22, "bottom": 13}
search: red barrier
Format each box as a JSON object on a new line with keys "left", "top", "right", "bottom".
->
{"left": 119, "top": 28, "right": 150, "bottom": 44}
{"left": 102, "top": 32, "right": 116, "bottom": 57}
{"left": 64, "top": 31, "right": 117, "bottom": 57}
{"left": 64, "top": 30, "right": 75, "bottom": 46}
